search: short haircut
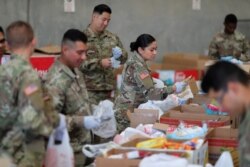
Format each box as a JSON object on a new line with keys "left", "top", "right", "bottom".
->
{"left": 201, "top": 61, "right": 250, "bottom": 93}
{"left": 6, "top": 21, "right": 34, "bottom": 50}
{"left": 93, "top": 4, "right": 112, "bottom": 15}
{"left": 62, "top": 29, "right": 87, "bottom": 46}
{"left": 0, "top": 26, "right": 4, "bottom": 35}
{"left": 224, "top": 14, "right": 238, "bottom": 24}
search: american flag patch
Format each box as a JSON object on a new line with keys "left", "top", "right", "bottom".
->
{"left": 24, "top": 84, "right": 38, "bottom": 96}
{"left": 139, "top": 72, "right": 149, "bottom": 80}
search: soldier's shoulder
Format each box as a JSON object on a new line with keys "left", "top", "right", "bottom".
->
{"left": 1, "top": 58, "right": 36, "bottom": 80}
{"left": 235, "top": 31, "right": 246, "bottom": 40}
{"left": 212, "top": 32, "right": 225, "bottom": 42}
{"left": 46, "top": 63, "right": 71, "bottom": 89}
{"left": 127, "top": 57, "right": 144, "bottom": 70}
{"left": 104, "top": 30, "right": 119, "bottom": 39}
{"left": 83, "top": 28, "right": 91, "bottom": 36}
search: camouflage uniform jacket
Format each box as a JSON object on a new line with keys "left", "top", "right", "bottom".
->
{"left": 115, "top": 53, "right": 174, "bottom": 111}
{"left": 45, "top": 59, "right": 91, "bottom": 153}
{"left": 209, "top": 30, "right": 250, "bottom": 61}
{"left": 80, "top": 27, "right": 128, "bottom": 91}
{"left": 0, "top": 54, "right": 56, "bottom": 165}
{"left": 239, "top": 106, "right": 250, "bottom": 167}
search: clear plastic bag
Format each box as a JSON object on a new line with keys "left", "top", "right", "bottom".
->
{"left": 92, "top": 100, "right": 117, "bottom": 138}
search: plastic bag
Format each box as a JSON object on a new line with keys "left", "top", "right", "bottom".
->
{"left": 92, "top": 100, "right": 117, "bottom": 138}
{"left": 139, "top": 153, "right": 189, "bottom": 167}
{"left": 153, "top": 78, "right": 165, "bottom": 88}
{"left": 138, "top": 95, "right": 179, "bottom": 118}
{"left": 215, "top": 151, "right": 234, "bottom": 167}
{"left": 167, "top": 121, "right": 207, "bottom": 140}
{"left": 44, "top": 129, "right": 74, "bottom": 167}
{"left": 206, "top": 151, "right": 234, "bottom": 167}
{"left": 82, "top": 142, "right": 119, "bottom": 158}
{"left": 113, "top": 124, "right": 165, "bottom": 144}
{"left": 153, "top": 94, "right": 179, "bottom": 112}
{"left": 140, "top": 153, "right": 202, "bottom": 167}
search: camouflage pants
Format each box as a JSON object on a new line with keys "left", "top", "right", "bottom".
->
{"left": 88, "top": 90, "right": 114, "bottom": 105}
{"left": 115, "top": 109, "right": 130, "bottom": 133}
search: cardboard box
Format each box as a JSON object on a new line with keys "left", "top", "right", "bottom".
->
{"left": 160, "top": 110, "right": 230, "bottom": 127}
{"left": 121, "top": 138, "right": 208, "bottom": 165}
{"left": 127, "top": 109, "right": 159, "bottom": 128}
{"left": 95, "top": 146, "right": 191, "bottom": 167}
{"left": 206, "top": 127, "right": 239, "bottom": 166}
{"left": 191, "top": 94, "right": 212, "bottom": 105}
{"left": 163, "top": 53, "right": 210, "bottom": 70}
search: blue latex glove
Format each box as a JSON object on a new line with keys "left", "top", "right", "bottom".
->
{"left": 112, "top": 46, "right": 122, "bottom": 59}
{"left": 178, "top": 98, "right": 187, "bottom": 105}
{"left": 175, "top": 81, "right": 187, "bottom": 93}
{"left": 83, "top": 116, "right": 101, "bottom": 130}
{"left": 111, "top": 57, "right": 121, "bottom": 68}
{"left": 220, "top": 56, "right": 233, "bottom": 61}
{"left": 54, "top": 114, "right": 66, "bottom": 143}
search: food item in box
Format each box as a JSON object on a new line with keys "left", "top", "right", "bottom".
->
{"left": 167, "top": 121, "right": 207, "bottom": 140}
{"left": 163, "top": 138, "right": 200, "bottom": 150}
{"left": 136, "top": 137, "right": 166, "bottom": 149}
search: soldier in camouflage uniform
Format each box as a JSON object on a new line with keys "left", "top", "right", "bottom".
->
{"left": 201, "top": 61, "right": 250, "bottom": 166}
{"left": 209, "top": 14, "right": 250, "bottom": 61}
{"left": 80, "top": 4, "right": 128, "bottom": 104}
{"left": 0, "top": 26, "right": 6, "bottom": 64}
{"left": 0, "top": 21, "right": 60, "bottom": 166}
{"left": 115, "top": 34, "right": 187, "bottom": 133}
{"left": 45, "top": 29, "right": 102, "bottom": 166}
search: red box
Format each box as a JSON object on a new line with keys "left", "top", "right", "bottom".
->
{"left": 30, "top": 55, "right": 56, "bottom": 78}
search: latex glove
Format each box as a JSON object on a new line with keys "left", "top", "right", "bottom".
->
{"left": 54, "top": 114, "right": 67, "bottom": 143}
{"left": 178, "top": 98, "right": 187, "bottom": 105}
{"left": 111, "top": 57, "right": 121, "bottom": 69}
{"left": 83, "top": 116, "right": 101, "bottom": 130}
{"left": 112, "top": 46, "right": 122, "bottom": 59}
{"left": 175, "top": 81, "right": 188, "bottom": 94}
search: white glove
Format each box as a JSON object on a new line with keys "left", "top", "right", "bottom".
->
{"left": 54, "top": 114, "right": 67, "bottom": 142}
{"left": 83, "top": 116, "right": 101, "bottom": 130}
{"left": 175, "top": 81, "right": 188, "bottom": 93}
{"left": 112, "top": 46, "right": 122, "bottom": 59}
{"left": 111, "top": 57, "right": 121, "bottom": 69}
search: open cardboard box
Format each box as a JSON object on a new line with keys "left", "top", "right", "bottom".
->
{"left": 163, "top": 53, "right": 210, "bottom": 70}
{"left": 95, "top": 146, "right": 191, "bottom": 167}
{"left": 120, "top": 138, "right": 208, "bottom": 165}
{"left": 206, "top": 127, "right": 239, "bottom": 166}
{"left": 127, "top": 109, "right": 159, "bottom": 128}
{"left": 170, "top": 104, "right": 205, "bottom": 114}
{"left": 160, "top": 110, "right": 230, "bottom": 127}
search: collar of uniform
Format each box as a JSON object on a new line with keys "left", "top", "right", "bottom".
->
{"left": 134, "top": 53, "right": 151, "bottom": 72}
{"left": 221, "top": 30, "right": 236, "bottom": 38}
{"left": 86, "top": 26, "right": 108, "bottom": 39}
{"left": 135, "top": 53, "right": 147, "bottom": 65}
{"left": 55, "top": 58, "right": 77, "bottom": 79}
{"left": 10, "top": 54, "right": 30, "bottom": 65}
